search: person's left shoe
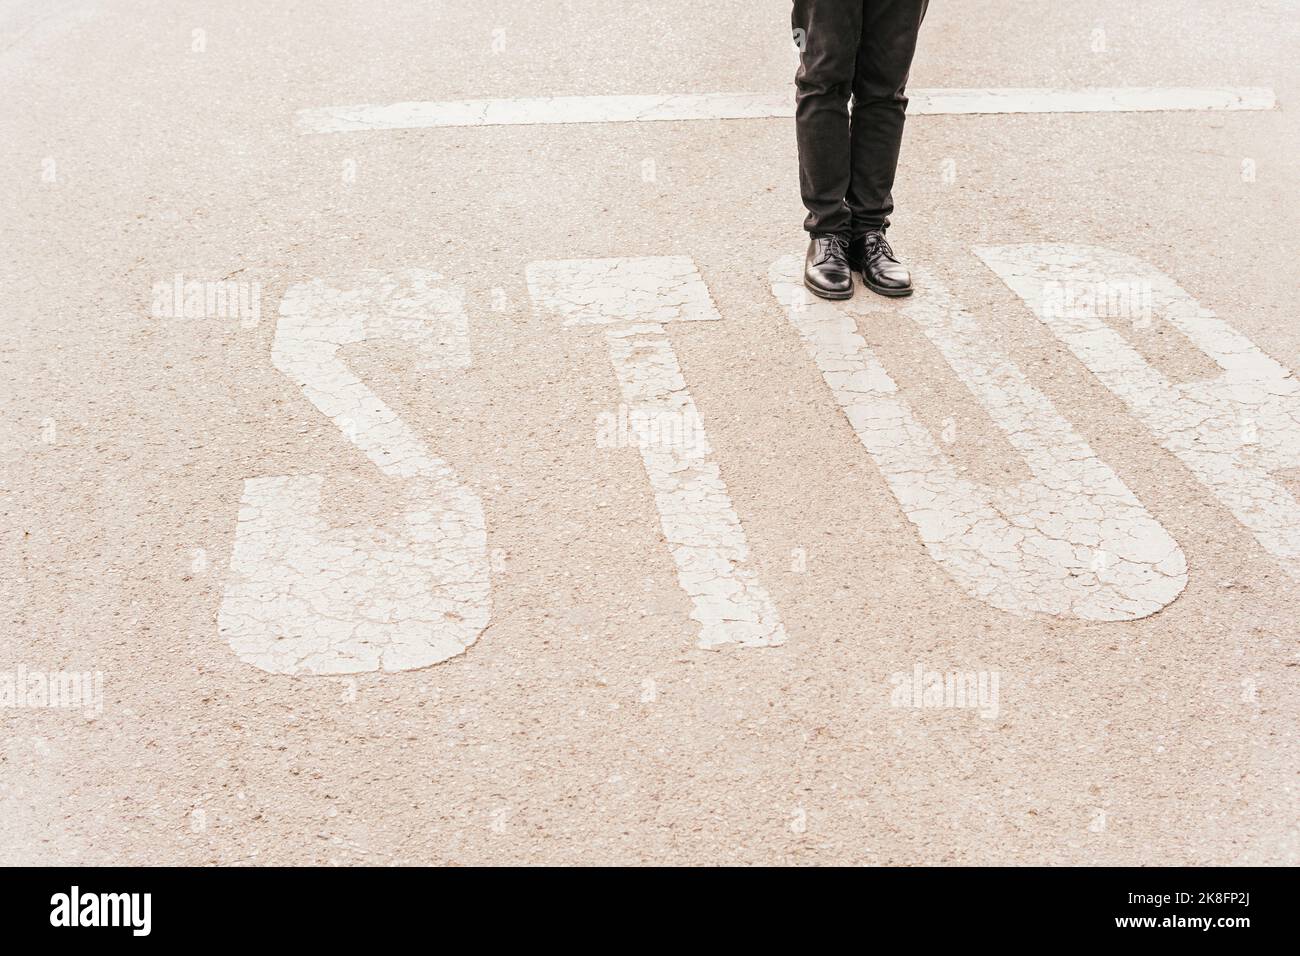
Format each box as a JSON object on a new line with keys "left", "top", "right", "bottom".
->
{"left": 849, "top": 231, "right": 914, "bottom": 297}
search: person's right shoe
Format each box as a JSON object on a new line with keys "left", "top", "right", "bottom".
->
{"left": 849, "top": 231, "right": 913, "bottom": 297}
{"left": 803, "top": 235, "right": 854, "bottom": 300}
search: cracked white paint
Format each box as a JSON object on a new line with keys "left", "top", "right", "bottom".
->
{"left": 769, "top": 256, "right": 1186, "bottom": 620}
{"left": 527, "top": 256, "right": 785, "bottom": 648}
{"left": 978, "top": 243, "right": 1300, "bottom": 581}
{"left": 295, "top": 87, "right": 1275, "bottom": 133}
{"left": 218, "top": 269, "right": 491, "bottom": 674}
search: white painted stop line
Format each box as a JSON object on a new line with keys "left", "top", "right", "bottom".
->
{"left": 527, "top": 256, "right": 786, "bottom": 649}
{"left": 295, "top": 87, "right": 1276, "bottom": 133}
{"left": 769, "top": 256, "right": 1187, "bottom": 621}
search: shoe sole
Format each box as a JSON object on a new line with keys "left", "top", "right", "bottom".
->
{"left": 803, "top": 278, "right": 853, "bottom": 301}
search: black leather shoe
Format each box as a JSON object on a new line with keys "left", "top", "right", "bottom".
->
{"left": 849, "top": 231, "right": 913, "bottom": 297}
{"left": 803, "top": 235, "right": 853, "bottom": 300}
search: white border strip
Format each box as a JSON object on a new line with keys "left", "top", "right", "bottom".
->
{"left": 296, "top": 87, "right": 1277, "bottom": 133}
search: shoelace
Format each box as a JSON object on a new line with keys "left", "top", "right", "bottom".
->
{"left": 816, "top": 235, "right": 849, "bottom": 263}
{"left": 862, "top": 234, "right": 895, "bottom": 262}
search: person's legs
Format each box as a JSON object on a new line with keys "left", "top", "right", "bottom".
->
{"left": 847, "top": 0, "right": 928, "bottom": 238}
{"left": 793, "top": 0, "right": 865, "bottom": 240}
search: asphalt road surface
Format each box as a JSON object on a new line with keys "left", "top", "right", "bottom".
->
{"left": 2, "top": 0, "right": 1297, "bottom": 865}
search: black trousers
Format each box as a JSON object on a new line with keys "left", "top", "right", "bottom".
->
{"left": 793, "top": 0, "right": 928, "bottom": 238}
